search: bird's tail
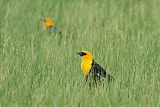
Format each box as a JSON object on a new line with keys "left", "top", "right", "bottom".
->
{"left": 107, "top": 73, "right": 114, "bottom": 83}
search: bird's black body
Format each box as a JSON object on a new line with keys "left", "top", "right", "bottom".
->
{"left": 90, "top": 60, "right": 114, "bottom": 83}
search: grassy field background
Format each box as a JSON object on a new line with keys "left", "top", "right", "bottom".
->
{"left": 0, "top": 0, "right": 160, "bottom": 106}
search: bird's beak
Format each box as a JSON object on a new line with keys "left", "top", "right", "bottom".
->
{"left": 40, "top": 17, "right": 44, "bottom": 22}
{"left": 76, "top": 52, "right": 83, "bottom": 56}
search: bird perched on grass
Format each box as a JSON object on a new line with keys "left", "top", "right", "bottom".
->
{"left": 77, "top": 51, "right": 114, "bottom": 85}
{"left": 41, "top": 17, "right": 62, "bottom": 35}
{"left": 41, "top": 17, "right": 62, "bottom": 44}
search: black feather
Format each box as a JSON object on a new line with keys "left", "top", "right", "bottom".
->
{"left": 90, "top": 60, "right": 114, "bottom": 83}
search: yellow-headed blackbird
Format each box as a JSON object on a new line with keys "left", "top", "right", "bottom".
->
{"left": 43, "top": 17, "right": 54, "bottom": 29}
{"left": 77, "top": 51, "right": 114, "bottom": 83}
{"left": 42, "top": 17, "right": 61, "bottom": 35}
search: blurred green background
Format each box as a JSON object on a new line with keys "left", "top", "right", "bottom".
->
{"left": 0, "top": 0, "right": 160, "bottom": 106}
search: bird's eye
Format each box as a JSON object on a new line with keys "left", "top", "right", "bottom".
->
{"left": 81, "top": 52, "right": 86, "bottom": 56}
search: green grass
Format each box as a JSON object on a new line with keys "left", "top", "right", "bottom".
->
{"left": 0, "top": 0, "right": 160, "bottom": 106}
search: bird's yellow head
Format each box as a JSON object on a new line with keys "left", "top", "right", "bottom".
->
{"left": 76, "top": 51, "right": 93, "bottom": 61}
{"left": 77, "top": 51, "right": 94, "bottom": 77}
{"left": 43, "top": 17, "right": 55, "bottom": 29}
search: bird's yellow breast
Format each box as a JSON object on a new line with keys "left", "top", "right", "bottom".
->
{"left": 81, "top": 59, "right": 92, "bottom": 76}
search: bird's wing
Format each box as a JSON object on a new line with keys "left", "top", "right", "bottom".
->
{"left": 91, "top": 61, "right": 106, "bottom": 78}
{"left": 91, "top": 61, "right": 114, "bottom": 82}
